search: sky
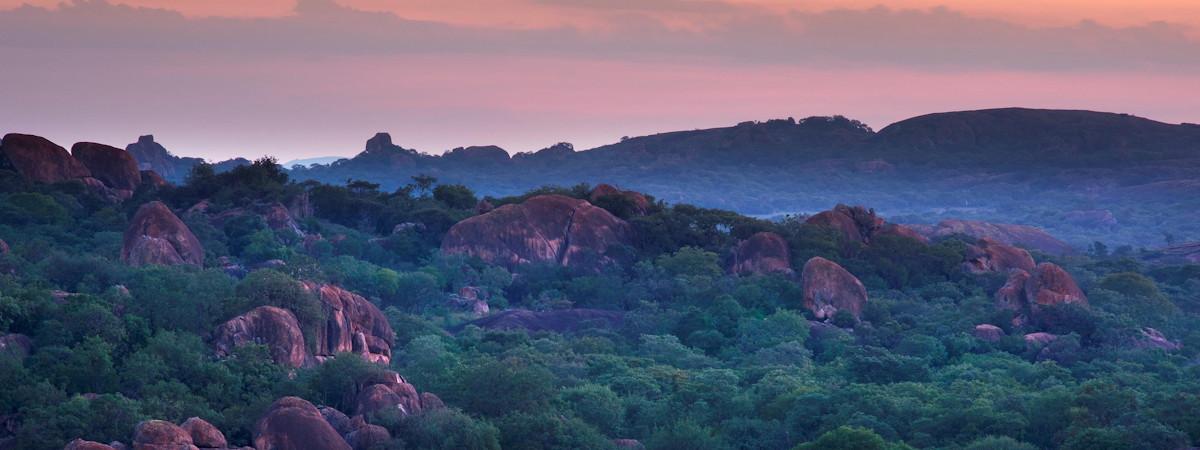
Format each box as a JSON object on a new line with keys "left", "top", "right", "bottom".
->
{"left": 1, "top": 0, "right": 1198, "bottom": 161}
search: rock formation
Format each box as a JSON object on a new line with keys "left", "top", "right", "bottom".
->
{"left": 441, "top": 195, "right": 633, "bottom": 271}
{"left": 64, "top": 440, "right": 116, "bottom": 450}
{"left": 140, "top": 170, "right": 169, "bottom": 188}
{"left": 996, "top": 263, "right": 1088, "bottom": 325}
{"left": 122, "top": 201, "right": 205, "bottom": 267}
{"left": 131, "top": 420, "right": 198, "bottom": 450}
{"left": 589, "top": 184, "right": 651, "bottom": 216}
{"left": 963, "top": 237, "right": 1036, "bottom": 274}
{"left": 71, "top": 142, "right": 142, "bottom": 192}
{"left": 805, "top": 204, "right": 926, "bottom": 245}
{"left": 973, "top": 324, "right": 1004, "bottom": 342}
{"left": 462, "top": 309, "right": 625, "bottom": 333}
{"left": 0, "top": 333, "right": 32, "bottom": 360}
{"left": 728, "top": 231, "right": 793, "bottom": 276}
{"left": 0, "top": 133, "right": 92, "bottom": 184}
{"left": 180, "top": 418, "right": 227, "bottom": 449}
{"left": 125, "top": 135, "right": 205, "bottom": 183}
{"left": 302, "top": 282, "right": 394, "bottom": 365}
{"left": 254, "top": 397, "right": 352, "bottom": 450}
{"left": 801, "top": 257, "right": 868, "bottom": 321}
{"left": 1134, "top": 327, "right": 1181, "bottom": 351}
{"left": 912, "top": 219, "right": 1073, "bottom": 255}
{"left": 211, "top": 306, "right": 309, "bottom": 369}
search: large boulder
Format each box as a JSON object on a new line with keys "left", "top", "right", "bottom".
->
{"left": 589, "top": 184, "right": 651, "bottom": 216}
{"left": 995, "top": 263, "right": 1088, "bottom": 325}
{"left": 963, "top": 237, "right": 1036, "bottom": 274}
{"left": 179, "top": 418, "right": 226, "bottom": 449}
{"left": 441, "top": 195, "right": 632, "bottom": 271}
{"left": 302, "top": 282, "right": 394, "bottom": 365}
{"left": 462, "top": 309, "right": 625, "bottom": 333}
{"left": 0, "top": 333, "right": 32, "bottom": 360}
{"left": 728, "top": 232, "right": 793, "bottom": 276}
{"left": 0, "top": 133, "right": 91, "bottom": 183}
{"left": 64, "top": 440, "right": 117, "bottom": 450}
{"left": 254, "top": 397, "right": 351, "bottom": 450}
{"left": 805, "top": 204, "right": 926, "bottom": 245}
{"left": 212, "top": 306, "right": 309, "bottom": 369}
{"left": 1023, "top": 263, "right": 1088, "bottom": 310}
{"left": 71, "top": 142, "right": 142, "bottom": 192}
{"left": 122, "top": 202, "right": 204, "bottom": 267}
{"left": 131, "top": 420, "right": 197, "bottom": 450}
{"left": 801, "top": 257, "right": 868, "bottom": 321}
{"left": 973, "top": 324, "right": 1005, "bottom": 342}
{"left": 915, "top": 219, "right": 1073, "bottom": 255}
{"left": 344, "top": 424, "right": 389, "bottom": 450}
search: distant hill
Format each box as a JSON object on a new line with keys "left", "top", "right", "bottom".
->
{"left": 282, "top": 156, "right": 346, "bottom": 168}
{"left": 125, "top": 135, "right": 250, "bottom": 183}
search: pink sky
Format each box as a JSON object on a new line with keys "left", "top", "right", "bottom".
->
{"left": 1, "top": 0, "right": 1197, "bottom": 160}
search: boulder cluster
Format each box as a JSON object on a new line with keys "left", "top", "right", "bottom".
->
{"left": 211, "top": 282, "right": 396, "bottom": 368}
{"left": 805, "top": 204, "right": 927, "bottom": 245}
{"left": 63, "top": 391, "right": 443, "bottom": 450}
{"left": 727, "top": 232, "right": 793, "bottom": 276}
{"left": 996, "top": 262, "right": 1089, "bottom": 326}
{"left": 122, "top": 201, "right": 205, "bottom": 267}
{"left": 441, "top": 194, "right": 633, "bottom": 272}
{"left": 1, "top": 134, "right": 166, "bottom": 201}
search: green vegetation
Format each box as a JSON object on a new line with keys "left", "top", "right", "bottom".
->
{"left": 1, "top": 159, "right": 1199, "bottom": 449}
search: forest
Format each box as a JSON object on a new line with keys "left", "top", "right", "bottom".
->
{"left": 1, "top": 153, "right": 1199, "bottom": 450}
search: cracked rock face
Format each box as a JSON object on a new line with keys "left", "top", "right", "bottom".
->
{"left": 440, "top": 194, "right": 632, "bottom": 271}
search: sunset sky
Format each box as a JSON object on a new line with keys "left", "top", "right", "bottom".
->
{"left": 2, "top": 0, "right": 1197, "bottom": 160}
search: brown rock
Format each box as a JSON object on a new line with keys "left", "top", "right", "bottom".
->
{"left": 728, "top": 232, "right": 793, "bottom": 276}
{"left": 71, "top": 142, "right": 142, "bottom": 191}
{"left": 441, "top": 194, "right": 632, "bottom": 271}
{"left": 1024, "top": 263, "right": 1088, "bottom": 310}
{"left": 122, "top": 201, "right": 204, "bottom": 267}
{"left": 262, "top": 203, "right": 304, "bottom": 236}
{"left": 318, "top": 407, "right": 353, "bottom": 436}
{"left": 141, "top": 170, "right": 169, "bottom": 188}
{"left": 132, "top": 420, "right": 197, "bottom": 450}
{"left": 973, "top": 324, "right": 1004, "bottom": 342}
{"left": 302, "top": 283, "right": 394, "bottom": 365}
{"left": 79, "top": 176, "right": 132, "bottom": 202}
{"left": 0, "top": 238, "right": 8, "bottom": 255}
{"left": 963, "top": 237, "right": 1036, "bottom": 274}
{"left": 917, "top": 219, "right": 1073, "bottom": 255}
{"left": 995, "top": 269, "right": 1032, "bottom": 314}
{"left": 589, "top": 184, "right": 651, "bottom": 216}
{"left": 805, "top": 204, "right": 926, "bottom": 245}
{"left": 344, "top": 424, "right": 389, "bottom": 450}
{"left": 419, "top": 392, "right": 445, "bottom": 411}
{"left": 1135, "top": 327, "right": 1181, "bottom": 351}
{"left": 0, "top": 133, "right": 91, "bottom": 183}
{"left": 1024, "top": 332, "right": 1059, "bottom": 347}
{"left": 0, "top": 333, "right": 32, "bottom": 360}
{"left": 254, "top": 397, "right": 351, "bottom": 450}
{"left": 64, "top": 439, "right": 117, "bottom": 450}
{"left": 355, "top": 384, "right": 406, "bottom": 418}
{"left": 462, "top": 309, "right": 625, "bottom": 333}
{"left": 179, "top": 418, "right": 226, "bottom": 449}
{"left": 212, "top": 306, "right": 309, "bottom": 369}
{"left": 801, "top": 257, "right": 868, "bottom": 321}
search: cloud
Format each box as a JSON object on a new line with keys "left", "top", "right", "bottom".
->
{"left": 1, "top": 0, "right": 1197, "bottom": 70}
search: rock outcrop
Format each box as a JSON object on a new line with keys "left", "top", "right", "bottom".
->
{"left": 0, "top": 333, "right": 32, "bottom": 360}
{"left": 800, "top": 257, "right": 868, "bottom": 321}
{"left": 131, "top": 420, "right": 198, "bottom": 450}
{"left": 963, "top": 237, "right": 1036, "bottom": 274}
{"left": 995, "top": 263, "right": 1088, "bottom": 325}
{"left": 122, "top": 201, "right": 204, "bottom": 267}
{"left": 141, "top": 170, "right": 169, "bottom": 188}
{"left": 179, "top": 418, "right": 226, "bottom": 449}
{"left": 973, "top": 324, "right": 1004, "bottom": 342}
{"left": 1135, "top": 327, "right": 1181, "bottom": 351}
{"left": 71, "top": 142, "right": 142, "bottom": 192}
{"left": 254, "top": 397, "right": 352, "bottom": 450}
{"left": 462, "top": 309, "right": 625, "bottom": 333}
{"left": 64, "top": 440, "right": 116, "bottom": 450}
{"left": 805, "top": 204, "right": 926, "bottom": 245}
{"left": 441, "top": 195, "right": 633, "bottom": 271}
{"left": 0, "top": 133, "right": 91, "bottom": 184}
{"left": 211, "top": 306, "right": 309, "bottom": 369}
{"left": 302, "top": 282, "right": 394, "bottom": 365}
{"left": 589, "top": 184, "right": 651, "bottom": 216}
{"left": 913, "top": 219, "right": 1073, "bottom": 255}
{"left": 728, "top": 232, "right": 793, "bottom": 276}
